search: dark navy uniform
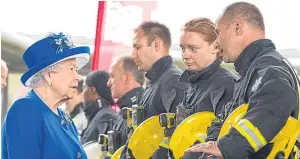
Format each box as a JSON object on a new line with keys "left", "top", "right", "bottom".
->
{"left": 113, "top": 87, "right": 144, "bottom": 150}
{"left": 180, "top": 60, "right": 236, "bottom": 159}
{"left": 141, "top": 56, "right": 188, "bottom": 120}
{"left": 120, "top": 56, "right": 188, "bottom": 159}
{"left": 142, "top": 56, "right": 188, "bottom": 159}
{"left": 81, "top": 99, "right": 117, "bottom": 145}
{"left": 205, "top": 39, "right": 299, "bottom": 159}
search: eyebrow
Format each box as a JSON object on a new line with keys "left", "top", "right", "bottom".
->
{"left": 68, "top": 63, "right": 77, "bottom": 69}
{"left": 180, "top": 44, "right": 200, "bottom": 48}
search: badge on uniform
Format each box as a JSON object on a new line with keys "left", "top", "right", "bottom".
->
{"left": 130, "top": 96, "right": 137, "bottom": 103}
{"left": 251, "top": 77, "right": 262, "bottom": 93}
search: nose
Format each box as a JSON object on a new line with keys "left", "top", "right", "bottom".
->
{"left": 74, "top": 71, "right": 80, "bottom": 82}
{"left": 182, "top": 49, "right": 190, "bottom": 59}
{"left": 78, "top": 75, "right": 83, "bottom": 81}
{"left": 132, "top": 49, "right": 138, "bottom": 59}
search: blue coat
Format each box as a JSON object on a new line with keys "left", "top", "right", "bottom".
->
{"left": 2, "top": 90, "right": 87, "bottom": 159}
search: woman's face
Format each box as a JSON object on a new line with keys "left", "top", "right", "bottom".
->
{"left": 180, "top": 31, "right": 217, "bottom": 71}
{"left": 50, "top": 58, "right": 80, "bottom": 100}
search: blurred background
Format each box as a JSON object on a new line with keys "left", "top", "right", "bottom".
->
{"left": 1, "top": 0, "right": 300, "bottom": 124}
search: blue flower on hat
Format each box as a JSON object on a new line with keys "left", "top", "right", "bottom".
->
{"left": 21, "top": 32, "right": 90, "bottom": 87}
{"left": 47, "top": 32, "right": 75, "bottom": 53}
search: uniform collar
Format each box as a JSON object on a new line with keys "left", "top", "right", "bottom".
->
{"left": 83, "top": 98, "right": 110, "bottom": 122}
{"left": 116, "top": 87, "right": 144, "bottom": 109}
{"left": 179, "top": 59, "right": 222, "bottom": 84}
{"left": 145, "top": 56, "right": 173, "bottom": 83}
{"left": 234, "top": 39, "right": 276, "bottom": 76}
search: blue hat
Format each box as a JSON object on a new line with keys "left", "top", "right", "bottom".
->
{"left": 21, "top": 32, "right": 90, "bottom": 86}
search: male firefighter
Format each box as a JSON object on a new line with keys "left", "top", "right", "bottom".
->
{"left": 186, "top": 2, "right": 300, "bottom": 159}
{"left": 121, "top": 21, "right": 189, "bottom": 159}
{"left": 106, "top": 56, "right": 145, "bottom": 157}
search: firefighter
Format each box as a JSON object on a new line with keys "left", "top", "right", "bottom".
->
{"left": 121, "top": 21, "right": 189, "bottom": 159}
{"left": 173, "top": 17, "right": 237, "bottom": 159}
{"left": 81, "top": 71, "right": 117, "bottom": 145}
{"left": 106, "top": 56, "right": 145, "bottom": 158}
{"left": 185, "top": 2, "right": 300, "bottom": 159}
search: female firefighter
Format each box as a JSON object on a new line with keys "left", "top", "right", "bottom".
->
{"left": 175, "top": 17, "right": 237, "bottom": 159}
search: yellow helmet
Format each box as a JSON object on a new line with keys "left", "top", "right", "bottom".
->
{"left": 128, "top": 116, "right": 165, "bottom": 159}
{"left": 111, "top": 145, "right": 124, "bottom": 159}
{"left": 169, "top": 112, "right": 216, "bottom": 159}
{"left": 219, "top": 104, "right": 300, "bottom": 159}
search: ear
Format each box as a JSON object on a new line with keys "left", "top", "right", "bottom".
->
{"left": 233, "top": 17, "right": 243, "bottom": 36}
{"left": 211, "top": 40, "right": 220, "bottom": 55}
{"left": 43, "top": 71, "right": 52, "bottom": 85}
{"left": 124, "top": 72, "right": 131, "bottom": 84}
{"left": 152, "top": 38, "right": 160, "bottom": 52}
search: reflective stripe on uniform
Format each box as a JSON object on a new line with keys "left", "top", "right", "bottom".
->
{"left": 106, "top": 152, "right": 113, "bottom": 157}
{"left": 159, "top": 137, "right": 169, "bottom": 149}
{"left": 234, "top": 119, "right": 267, "bottom": 152}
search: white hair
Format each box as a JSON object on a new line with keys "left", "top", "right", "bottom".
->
{"left": 27, "top": 62, "right": 62, "bottom": 88}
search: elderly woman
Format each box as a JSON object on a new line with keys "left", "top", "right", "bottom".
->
{"left": 1, "top": 33, "right": 90, "bottom": 159}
